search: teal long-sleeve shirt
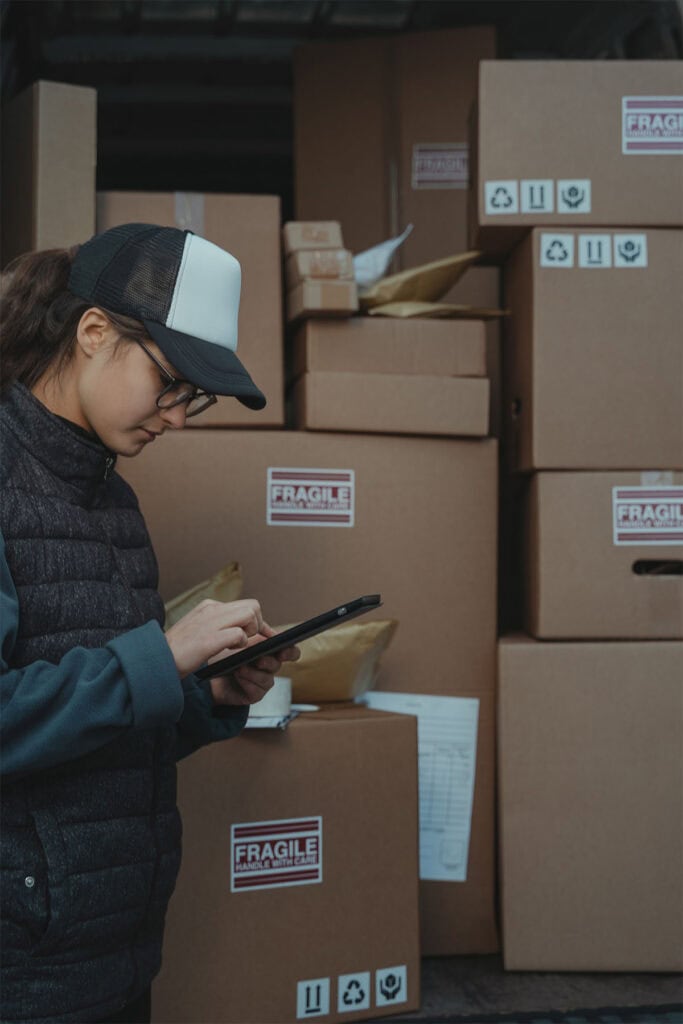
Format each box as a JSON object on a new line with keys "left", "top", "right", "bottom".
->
{"left": 0, "top": 531, "right": 247, "bottom": 777}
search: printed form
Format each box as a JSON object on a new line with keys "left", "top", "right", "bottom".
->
{"left": 363, "top": 692, "right": 479, "bottom": 882}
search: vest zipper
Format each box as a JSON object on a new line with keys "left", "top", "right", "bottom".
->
{"left": 103, "top": 455, "right": 115, "bottom": 481}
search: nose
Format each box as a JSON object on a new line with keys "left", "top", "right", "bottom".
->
{"left": 160, "top": 402, "right": 188, "bottom": 430}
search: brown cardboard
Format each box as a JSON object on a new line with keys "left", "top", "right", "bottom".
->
{"left": 1, "top": 80, "right": 97, "bottom": 267}
{"left": 285, "top": 248, "right": 355, "bottom": 289}
{"left": 153, "top": 707, "right": 420, "bottom": 1022}
{"left": 289, "top": 317, "right": 487, "bottom": 381}
{"left": 498, "top": 636, "right": 683, "bottom": 971}
{"left": 291, "top": 372, "right": 490, "bottom": 438}
{"left": 287, "top": 279, "right": 359, "bottom": 323}
{"left": 282, "top": 220, "right": 344, "bottom": 254}
{"left": 503, "top": 228, "right": 683, "bottom": 471}
{"left": 469, "top": 61, "right": 683, "bottom": 258}
{"left": 526, "top": 471, "right": 683, "bottom": 639}
{"left": 96, "top": 191, "right": 284, "bottom": 428}
{"left": 293, "top": 28, "right": 496, "bottom": 263}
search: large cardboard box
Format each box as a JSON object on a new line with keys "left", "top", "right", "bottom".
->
{"left": 498, "top": 637, "right": 683, "bottom": 971}
{"left": 96, "top": 191, "right": 284, "bottom": 428}
{"left": 294, "top": 27, "right": 496, "bottom": 268}
{"left": 503, "top": 228, "right": 683, "bottom": 471}
{"left": 469, "top": 61, "right": 683, "bottom": 258}
{"left": 121, "top": 430, "right": 499, "bottom": 954}
{"left": 153, "top": 707, "right": 420, "bottom": 1023}
{"left": 525, "top": 472, "right": 683, "bottom": 639}
{"left": 1, "top": 80, "right": 97, "bottom": 267}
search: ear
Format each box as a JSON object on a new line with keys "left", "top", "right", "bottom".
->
{"left": 75, "top": 307, "right": 118, "bottom": 357}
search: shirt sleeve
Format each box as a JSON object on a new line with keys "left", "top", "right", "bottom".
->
{"left": 174, "top": 676, "right": 249, "bottom": 761}
{"left": 0, "top": 531, "right": 185, "bottom": 778}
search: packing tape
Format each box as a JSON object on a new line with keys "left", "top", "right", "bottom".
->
{"left": 249, "top": 676, "right": 292, "bottom": 718}
{"left": 174, "top": 192, "right": 205, "bottom": 235}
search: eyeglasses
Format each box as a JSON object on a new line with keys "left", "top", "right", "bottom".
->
{"left": 135, "top": 339, "right": 217, "bottom": 418}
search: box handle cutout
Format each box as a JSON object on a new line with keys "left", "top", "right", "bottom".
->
{"left": 632, "top": 560, "right": 682, "bottom": 577}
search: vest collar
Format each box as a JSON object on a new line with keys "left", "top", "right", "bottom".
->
{"left": 3, "top": 383, "right": 117, "bottom": 488}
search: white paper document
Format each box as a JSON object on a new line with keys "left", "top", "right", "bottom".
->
{"left": 362, "top": 692, "right": 479, "bottom": 882}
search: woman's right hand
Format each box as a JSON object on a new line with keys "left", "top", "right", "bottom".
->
{"left": 164, "top": 598, "right": 265, "bottom": 679}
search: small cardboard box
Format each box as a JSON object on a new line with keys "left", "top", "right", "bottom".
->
{"left": 287, "top": 279, "right": 359, "bottom": 323}
{"left": 153, "top": 706, "right": 420, "bottom": 1023}
{"left": 498, "top": 636, "right": 683, "bottom": 971}
{"left": 1, "top": 80, "right": 97, "bottom": 267}
{"left": 503, "top": 228, "right": 683, "bottom": 471}
{"left": 96, "top": 191, "right": 284, "bottom": 428}
{"left": 285, "top": 248, "right": 355, "bottom": 289}
{"left": 291, "top": 372, "right": 489, "bottom": 438}
{"left": 525, "top": 471, "right": 683, "bottom": 639}
{"left": 283, "top": 221, "right": 344, "bottom": 254}
{"left": 289, "top": 317, "right": 487, "bottom": 381}
{"left": 469, "top": 61, "right": 683, "bottom": 257}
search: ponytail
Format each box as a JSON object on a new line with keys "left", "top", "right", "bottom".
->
{"left": 0, "top": 246, "right": 149, "bottom": 395}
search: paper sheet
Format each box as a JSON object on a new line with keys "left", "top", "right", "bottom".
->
{"left": 362, "top": 692, "right": 479, "bottom": 882}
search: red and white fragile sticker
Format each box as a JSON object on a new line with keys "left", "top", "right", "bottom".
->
{"left": 622, "top": 96, "right": 683, "bottom": 154}
{"left": 411, "top": 144, "right": 469, "bottom": 189}
{"left": 267, "top": 468, "right": 355, "bottom": 526}
{"left": 231, "top": 816, "right": 323, "bottom": 892}
{"left": 612, "top": 486, "right": 683, "bottom": 545}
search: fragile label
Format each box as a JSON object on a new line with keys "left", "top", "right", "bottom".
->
{"left": 623, "top": 96, "right": 683, "bottom": 154}
{"left": 231, "top": 816, "right": 323, "bottom": 892}
{"left": 412, "top": 143, "right": 468, "bottom": 188}
{"left": 613, "top": 486, "right": 683, "bottom": 545}
{"left": 267, "top": 468, "right": 354, "bottom": 526}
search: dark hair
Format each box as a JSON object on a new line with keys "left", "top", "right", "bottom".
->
{"left": 0, "top": 246, "right": 149, "bottom": 394}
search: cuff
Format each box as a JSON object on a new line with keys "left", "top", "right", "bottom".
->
{"left": 108, "top": 620, "right": 184, "bottom": 727}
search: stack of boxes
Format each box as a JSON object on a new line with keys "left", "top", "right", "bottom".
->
{"left": 468, "top": 60, "right": 683, "bottom": 970}
{"left": 283, "top": 221, "right": 358, "bottom": 324}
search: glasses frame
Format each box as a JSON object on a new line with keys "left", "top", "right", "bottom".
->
{"left": 135, "top": 338, "right": 217, "bottom": 418}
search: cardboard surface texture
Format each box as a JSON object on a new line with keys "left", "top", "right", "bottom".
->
{"left": 152, "top": 707, "right": 420, "bottom": 1023}
{"left": 498, "top": 637, "right": 683, "bottom": 971}
{"left": 469, "top": 61, "right": 683, "bottom": 257}
{"left": 287, "top": 279, "right": 359, "bottom": 323}
{"left": 286, "top": 248, "right": 355, "bottom": 289}
{"left": 526, "top": 471, "right": 683, "bottom": 639}
{"left": 504, "top": 228, "right": 683, "bottom": 471}
{"left": 1, "top": 80, "right": 97, "bottom": 267}
{"left": 96, "top": 191, "right": 284, "bottom": 427}
{"left": 283, "top": 220, "right": 345, "bottom": 253}
{"left": 294, "top": 28, "right": 496, "bottom": 264}
{"left": 291, "top": 372, "right": 490, "bottom": 438}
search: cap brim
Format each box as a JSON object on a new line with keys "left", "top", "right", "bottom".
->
{"left": 143, "top": 319, "right": 266, "bottom": 410}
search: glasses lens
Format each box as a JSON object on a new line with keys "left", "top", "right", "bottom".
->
{"left": 185, "top": 394, "right": 217, "bottom": 418}
{"left": 157, "top": 385, "right": 196, "bottom": 409}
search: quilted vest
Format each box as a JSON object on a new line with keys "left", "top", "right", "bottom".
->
{"left": 0, "top": 384, "right": 182, "bottom": 1023}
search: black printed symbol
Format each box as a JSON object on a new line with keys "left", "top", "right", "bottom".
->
{"left": 617, "top": 239, "right": 641, "bottom": 263}
{"left": 561, "top": 185, "right": 585, "bottom": 209}
{"left": 584, "top": 240, "right": 606, "bottom": 265}
{"left": 379, "top": 974, "right": 403, "bottom": 1001}
{"left": 342, "top": 980, "right": 366, "bottom": 1007}
{"left": 304, "top": 983, "right": 323, "bottom": 1015}
{"left": 544, "top": 240, "right": 569, "bottom": 263}
{"left": 490, "top": 186, "right": 513, "bottom": 209}
{"left": 527, "top": 185, "right": 548, "bottom": 210}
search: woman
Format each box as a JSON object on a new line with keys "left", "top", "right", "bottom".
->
{"left": 0, "top": 223, "right": 298, "bottom": 1024}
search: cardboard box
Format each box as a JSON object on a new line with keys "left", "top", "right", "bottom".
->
{"left": 498, "top": 636, "right": 683, "bottom": 971}
{"left": 121, "top": 431, "right": 499, "bottom": 954}
{"left": 285, "top": 248, "right": 355, "bottom": 289}
{"left": 287, "top": 280, "right": 359, "bottom": 323}
{"left": 526, "top": 471, "right": 683, "bottom": 639}
{"left": 293, "top": 27, "right": 496, "bottom": 262}
{"left": 1, "top": 80, "right": 97, "bottom": 268}
{"left": 282, "top": 220, "right": 344, "bottom": 254}
{"left": 289, "top": 317, "right": 487, "bottom": 381}
{"left": 96, "top": 192, "right": 284, "bottom": 428}
{"left": 503, "top": 228, "right": 683, "bottom": 471}
{"left": 291, "top": 372, "right": 489, "bottom": 438}
{"left": 469, "top": 61, "right": 683, "bottom": 258}
{"left": 153, "top": 706, "right": 420, "bottom": 1023}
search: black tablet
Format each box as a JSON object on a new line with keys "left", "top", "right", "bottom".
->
{"left": 195, "top": 594, "right": 382, "bottom": 679}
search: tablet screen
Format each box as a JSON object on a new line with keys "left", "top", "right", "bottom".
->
{"left": 195, "top": 594, "right": 382, "bottom": 679}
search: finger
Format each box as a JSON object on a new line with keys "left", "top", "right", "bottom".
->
{"left": 276, "top": 645, "right": 301, "bottom": 663}
{"left": 234, "top": 665, "right": 276, "bottom": 692}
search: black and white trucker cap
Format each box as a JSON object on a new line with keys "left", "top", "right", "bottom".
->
{"left": 68, "top": 222, "right": 266, "bottom": 410}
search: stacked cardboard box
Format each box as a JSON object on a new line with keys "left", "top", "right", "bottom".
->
{"left": 470, "top": 60, "right": 683, "bottom": 970}
{"left": 283, "top": 221, "right": 359, "bottom": 323}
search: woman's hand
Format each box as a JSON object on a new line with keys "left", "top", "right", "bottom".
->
{"left": 209, "top": 623, "right": 300, "bottom": 707}
{"left": 165, "top": 598, "right": 266, "bottom": 679}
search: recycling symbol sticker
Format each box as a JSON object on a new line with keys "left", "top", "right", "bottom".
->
{"left": 337, "top": 972, "right": 370, "bottom": 1013}
{"left": 540, "top": 234, "right": 575, "bottom": 268}
{"left": 485, "top": 180, "right": 519, "bottom": 215}
{"left": 376, "top": 965, "right": 408, "bottom": 1007}
{"left": 613, "top": 234, "right": 648, "bottom": 268}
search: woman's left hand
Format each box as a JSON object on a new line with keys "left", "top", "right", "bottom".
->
{"left": 208, "top": 623, "right": 300, "bottom": 707}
